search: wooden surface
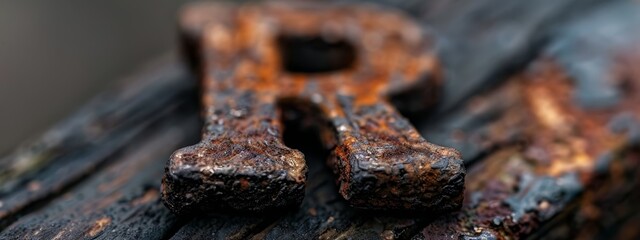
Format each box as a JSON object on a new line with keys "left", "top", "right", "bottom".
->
{"left": 1, "top": 0, "right": 640, "bottom": 239}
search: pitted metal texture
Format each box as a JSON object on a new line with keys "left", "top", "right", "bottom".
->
{"left": 162, "top": 2, "right": 465, "bottom": 214}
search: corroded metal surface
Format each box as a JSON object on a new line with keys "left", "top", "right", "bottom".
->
{"left": 162, "top": 2, "right": 465, "bottom": 214}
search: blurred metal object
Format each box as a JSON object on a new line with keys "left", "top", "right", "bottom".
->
{"left": 161, "top": 2, "right": 465, "bottom": 214}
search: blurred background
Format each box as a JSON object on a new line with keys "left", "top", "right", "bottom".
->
{"left": 0, "top": 1, "right": 197, "bottom": 154}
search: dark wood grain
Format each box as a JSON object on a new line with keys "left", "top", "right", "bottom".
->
{"left": 0, "top": 115, "right": 201, "bottom": 239}
{"left": 0, "top": 57, "right": 197, "bottom": 229}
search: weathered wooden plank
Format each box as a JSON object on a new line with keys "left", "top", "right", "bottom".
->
{"left": 537, "top": 150, "right": 640, "bottom": 239}
{"left": 0, "top": 57, "right": 193, "bottom": 184}
{"left": 412, "top": 1, "right": 640, "bottom": 238}
{"left": 0, "top": 115, "right": 200, "bottom": 239}
{"left": 0, "top": 57, "right": 196, "bottom": 229}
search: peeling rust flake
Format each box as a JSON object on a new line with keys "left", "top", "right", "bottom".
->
{"left": 161, "top": 1, "right": 465, "bottom": 214}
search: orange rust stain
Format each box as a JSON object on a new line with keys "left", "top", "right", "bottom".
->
{"left": 464, "top": 57, "right": 640, "bottom": 182}
{"left": 201, "top": 2, "right": 440, "bottom": 109}
{"left": 86, "top": 217, "right": 111, "bottom": 237}
{"left": 522, "top": 73, "right": 597, "bottom": 176}
{"left": 512, "top": 59, "right": 640, "bottom": 177}
{"left": 525, "top": 84, "right": 572, "bottom": 133}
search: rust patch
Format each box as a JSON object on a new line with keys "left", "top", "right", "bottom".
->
{"left": 418, "top": 52, "right": 640, "bottom": 239}
{"left": 85, "top": 217, "right": 111, "bottom": 237}
{"left": 162, "top": 1, "right": 465, "bottom": 214}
